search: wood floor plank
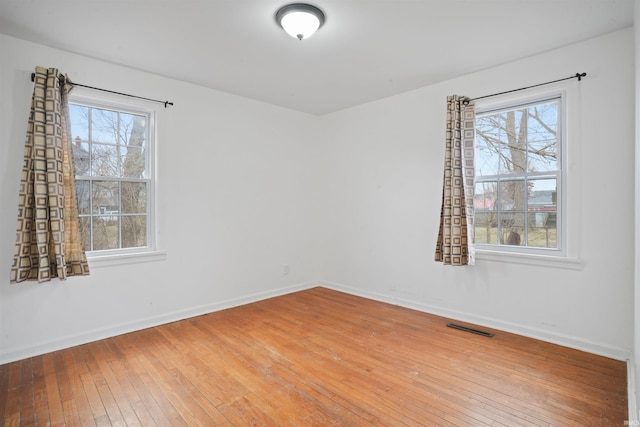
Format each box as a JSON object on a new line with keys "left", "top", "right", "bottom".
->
{"left": 132, "top": 350, "right": 220, "bottom": 426}
{"left": 109, "top": 335, "right": 179, "bottom": 427}
{"left": 0, "top": 287, "right": 628, "bottom": 426}
{"left": 114, "top": 335, "right": 189, "bottom": 427}
{"left": 62, "top": 348, "right": 97, "bottom": 427}
{"left": 71, "top": 345, "right": 110, "bottom": 424}
{"left": 17, "top": 358, "right": 35, "bottom": 427}
{"left": 88, "top": 340, "right": 142, "bottom": 427}
{"left": 216, "top": 394, "right": 280, "bottom": 426}
{"left": 144, "top": 328, "right": 227, "bottom": 409}
{"left": 42, "top": 352, "right": 66, "bottom": 425}
{"left": 61, "top": 398, "right": 82, "bottom": 427}
{"left": 3, "top": 361, "right": 22, "bottom": 427}
{"left": 52, "top": 351, "right": 84, "bottom": 427}
{"left": 31, "top": 356, "right": 50, "bottom": 426}
{"left": 189, "top": 320, "right": 328, "bottom": 424}
{"left": 81, "top": 340, "right": 132, "bottom": 427}
{"left": 155, "top": 325, "right": 247, "bottom": 405}
{"left": 129, "top": 400, "right": 158, "bottom": 427}
{"left": 145, "top": 329, "right": 231, "bottom": 425}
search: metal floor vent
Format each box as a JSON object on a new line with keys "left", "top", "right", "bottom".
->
{"left": 447, "top": 323, "right": 494, "bottom": 338}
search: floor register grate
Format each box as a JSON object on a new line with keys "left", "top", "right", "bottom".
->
{"left": 446, "top": 323, "right": 495, "bottom": 338}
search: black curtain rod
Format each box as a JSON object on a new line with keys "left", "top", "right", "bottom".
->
{"left": 31, "top": 72, "right": 174, "bottom": 108}
{"left": 463, "top": 72, "right": 586, "bottom": 105}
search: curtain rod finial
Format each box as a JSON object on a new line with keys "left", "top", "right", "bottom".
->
{"left": 576, "top": 72, "right": 586, "bottom": 81}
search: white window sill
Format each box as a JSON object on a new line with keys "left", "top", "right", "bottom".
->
{"left": 475, "top": 250, "right": 582, "bottom": 270}
{"left": 87, "top": 250, "right": 167, "bottom": 268}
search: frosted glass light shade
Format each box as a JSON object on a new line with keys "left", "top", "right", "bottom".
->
{"left": 276, "top": 4, "right": 325, "bottom": 40}
{"left": 281, "top": 11, "right": 320, "bottom": 40}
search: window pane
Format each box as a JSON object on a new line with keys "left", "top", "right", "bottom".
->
{"left": 527, "top": 212, "right": 557, "bottom": 248}
{"left": 503, "top": 109, "right": 527, "bottom": 174}
{"left": 72, "top": 139, "right": 91, "bottom": 176}
{"left": 92, "top": 181, "right": 119, "bottom": 216}
{"left": 121, "top": 182, "right": 146, "bottom": 214}
{"left": 500, "top": 212, "right": 525, "bottom": 246}
{"left": 475, "top": 121, "right": 502, "bottom": 176}
{"left": 498, "top": 180, "right": 526, "bottom": 211}
{"left": 526, "top": 101, "right": 558, "bottom": 173}
{"left": 91, "top": 143, "right": 120, "bottom": 176}
{"left": 122, "top": 216, "right": 147, "bottom": 248}
{"left": 79, "top": 216, "right": 92, "bottom": 252}
{"left": 91, "top": 108, "right": 119, "bottom": 143}
{"left": 474, "top": 181, "right": 497, "bottom": 211}
{"left": 69, "top": 104, "right": 89, "bottom": 141}
{"left": 92, "top": 216, "right": 120, "bottom": 250}
{"left": 120, "top": 113, "right": 146, "bottom": 148}
{"left": 120, "top": 146, "right": 146, "bottom": 178}
{"left": 474, "top": 212, "right": 498, "bottom": 244}
{"left": 476, "top": 110, "right": 527, "bottom": 175}
{"left": 528, "top": 179, "right": 557, "bottom": 209}
{"left": 76, "top": 180, "right": 91, "bottom": 215}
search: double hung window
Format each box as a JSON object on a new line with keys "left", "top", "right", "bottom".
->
{"left": 68, "top": 94, "right": 156, "bottom": 256}
{"left": 474, "top": 97, "right": 562, "bottom": 253}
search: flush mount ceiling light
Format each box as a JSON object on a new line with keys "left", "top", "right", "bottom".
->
{"left": 276, "top": 3, "right": 325, "bottom": 40}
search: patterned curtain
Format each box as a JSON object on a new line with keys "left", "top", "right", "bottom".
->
{"left": 435, "top": 95, "right": 476, "bottom": 266}
{"left": 10, "top": 66, "right": 90, "bottom": 283}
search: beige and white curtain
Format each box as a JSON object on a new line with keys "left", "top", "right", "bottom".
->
{"left": 435, "top": 95, "right": 476, "bottom": 266}
{"left": 10, "top": 66, "right": 90, "bottom": 283}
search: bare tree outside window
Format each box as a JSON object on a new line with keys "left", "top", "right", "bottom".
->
{"left": 69, "top": 103, "right": 150, "bottom": 252}
{"left": 474, "top": 98, "right": 559, "bottom": 249}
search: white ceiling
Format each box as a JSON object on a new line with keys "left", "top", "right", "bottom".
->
{"left": 0, "top": 0, "right": 634, "bottom": 115}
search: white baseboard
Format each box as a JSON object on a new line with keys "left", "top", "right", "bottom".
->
{"left": 319, "top": 281, "right": 630, "bottom": 362}
{"left": 0, "top": 281, "right": 319, "bottom": 365}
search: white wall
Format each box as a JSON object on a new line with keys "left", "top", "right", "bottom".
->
{"left": 318, "top": 28, "right": 635, "bottom": 360}
{"left": 0, "top": 34, "right": 323, "bottom": 363}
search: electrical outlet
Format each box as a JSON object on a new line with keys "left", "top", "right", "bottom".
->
{"left": 283, "top": 265, "right": 289, "bottom": 276}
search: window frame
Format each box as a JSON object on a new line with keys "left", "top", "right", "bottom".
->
{"left": 69, "top": 87, "right": 165, "bottom": 267}
{"left": 472, "top": 85, "right": 582, "bottom": 269}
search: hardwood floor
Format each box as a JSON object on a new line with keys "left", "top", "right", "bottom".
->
{"left": 0, "top": 287, "right": 628, "bottom": 426}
